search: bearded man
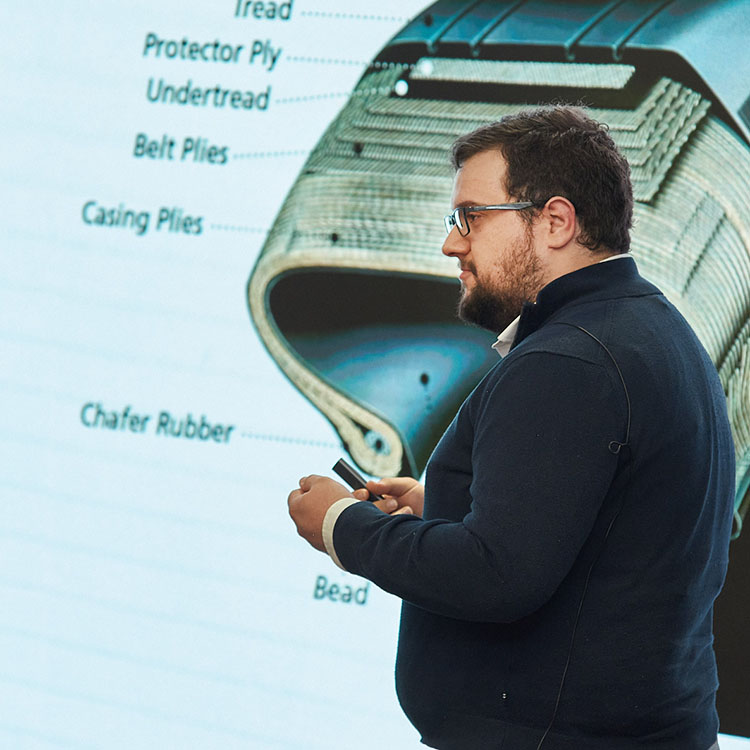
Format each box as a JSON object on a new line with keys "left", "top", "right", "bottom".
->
{"left": 288, "top": 106, "right": 734, "bottom": 750}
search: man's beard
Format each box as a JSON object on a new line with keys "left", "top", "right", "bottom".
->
{"left": 458, "top": 233, "right": 544, "bottom": 333}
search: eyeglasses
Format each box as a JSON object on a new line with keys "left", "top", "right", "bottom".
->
{"left": 444, "top": 203, "right": 535, "bottom": 236}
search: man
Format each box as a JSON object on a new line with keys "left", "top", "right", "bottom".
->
{"left": 288, "top": 107, "right": 734, "bottom": 750}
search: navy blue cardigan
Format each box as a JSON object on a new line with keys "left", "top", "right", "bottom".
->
{"left": 333, "top": 258, "right": 735, "bottom": 749}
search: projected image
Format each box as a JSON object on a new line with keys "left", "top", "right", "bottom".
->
{"left": 248, "top": 0, "right": 750, "bottom": 735}
{"left": 4, "top": 0, "right": 750, "bottom": 745}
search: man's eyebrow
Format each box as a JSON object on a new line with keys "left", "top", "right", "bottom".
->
{"left": 453, "top": 200, "right": 481, "bottom": 208}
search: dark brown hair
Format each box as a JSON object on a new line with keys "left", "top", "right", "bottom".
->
{"left": 451, "top": 106, "right": 633, "bottom": 254}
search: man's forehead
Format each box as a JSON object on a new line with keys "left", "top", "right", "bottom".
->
{"left": 451, "top": 149, "right": 508, "bottom": 204}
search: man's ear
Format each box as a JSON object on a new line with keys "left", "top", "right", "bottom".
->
{"left": 541, "top": 196, "right": 578, "bottom": 249}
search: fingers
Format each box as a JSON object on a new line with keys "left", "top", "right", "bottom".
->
{"left": 367, "top": 476, "right": 419, "bottom": 498}
{"left": 349, "top": 488, "right": 400, "bottom": 513}
{"left": 298, "top": 474, "right": 322, "bottom": 492}
{"left": 373, "top": 497, "right": 399, "bottom": 513}
{"left": 287, "top": 488, "right": 302, "bottom": 507}
{"left": 393, "top": 506, "right": 414, "bottom": 515}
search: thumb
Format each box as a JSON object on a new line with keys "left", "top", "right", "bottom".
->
{"left": 366, "top": 478, "right": 391, "bottom": 494}
{"left": 367, "top": 477, "right": 416, "bottom": 497}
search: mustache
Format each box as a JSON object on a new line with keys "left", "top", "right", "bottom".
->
{"left": 459, "top": 261, "right": 477, "bottom": 274}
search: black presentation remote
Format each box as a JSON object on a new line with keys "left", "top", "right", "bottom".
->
{"left": 332, "top": 458, "right": 383, "bottom": 502}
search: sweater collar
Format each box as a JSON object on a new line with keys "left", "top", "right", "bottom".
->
{"left": 511, "top": 256, "right": 657, "bottom": 350}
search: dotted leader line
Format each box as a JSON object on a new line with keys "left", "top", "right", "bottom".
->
{"left": 286, "top": 55, "right": 364, "bottom": 66}
{"left": 240, "top": 431, "right": 342, "bottom": 450}
{"left": 274, "top": 85, "right": 394, "bottom": 105}
{"left": 274, "top": 91, "right": 349, "bottom": 104}
{"left": 285, "top": 56, "right": 414, "bottom": 70}
{"left": 299, "top": 10, "right": 411, "bottom": 22}
{"left": 210, "top": 224, "right": 269, "bottom": 233}
{"left": 232, "top": 149, "right": 310, "bottom": 160}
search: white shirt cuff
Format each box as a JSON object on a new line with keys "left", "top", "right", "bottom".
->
{"left": 322, "top": 497, "right": 360, "bottom": 570}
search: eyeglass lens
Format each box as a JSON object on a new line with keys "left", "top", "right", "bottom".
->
{"left": 444, "top": 208, "right": 467, "bottom": 236}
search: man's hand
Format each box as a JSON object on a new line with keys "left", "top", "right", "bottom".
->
{"left": 362, "top": 476, "right": 425, "bottom": 518}
{"left": 287, "top": 475, "right": 353, "bottom": 552}
{"left": 288, "top": 473, "right": 424, "bottom": 553}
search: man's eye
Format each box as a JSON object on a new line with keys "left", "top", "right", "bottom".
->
{"left": 466, "top": 212, "right": 480, "bottom": 223}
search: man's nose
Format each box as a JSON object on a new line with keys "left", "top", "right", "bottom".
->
{"left": 442, "top": 227, "right": 468, "bottom": 258}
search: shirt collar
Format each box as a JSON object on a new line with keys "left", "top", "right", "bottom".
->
{"left": 597, "top": 252, "right": 633, "bottom": 263}
{"left": 491, "top": 254, "right": 635, "bottom": 358}
{"left": 491, "top": 318, "right": 520, "bottom": 358}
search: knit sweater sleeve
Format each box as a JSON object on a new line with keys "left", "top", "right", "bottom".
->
{"left": 331, "top": 351, "right": 624, "bottom": 623}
